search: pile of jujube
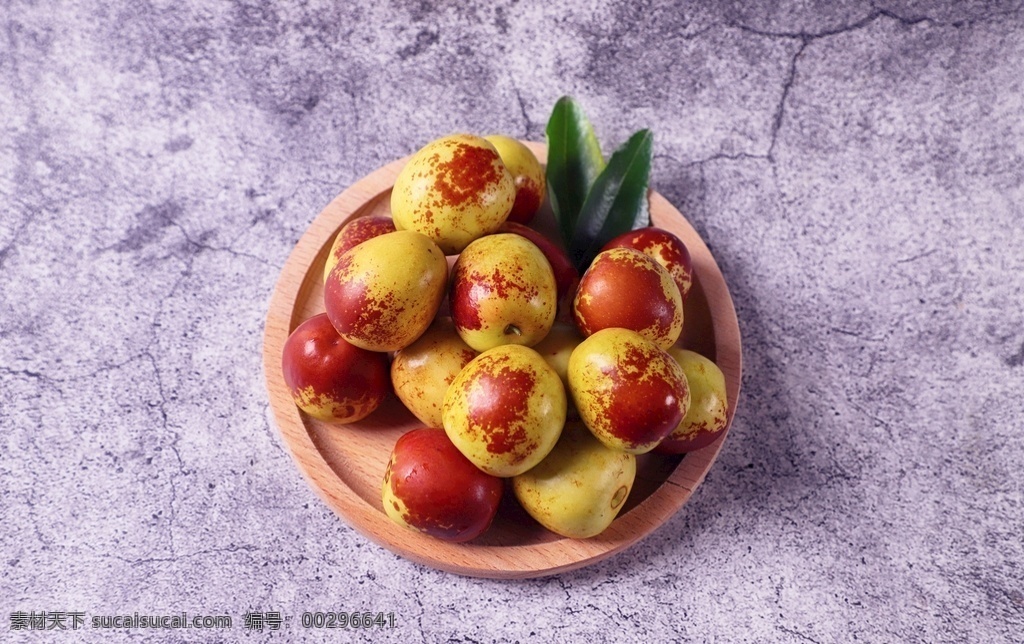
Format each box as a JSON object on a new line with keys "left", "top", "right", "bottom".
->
{"left": 282, "top": 134, "right": 728, "bottom": 542}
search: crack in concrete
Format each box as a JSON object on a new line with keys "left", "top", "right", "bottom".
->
{"left": 127, "top": 200, "right": 273, "bottom": 265}
{"left": 15, "top": 430, "right": 62, "bottom": 551}
{"left": 126, "top": 245, "right": 199, "bottom": 559}
{"left": 829, "top": 327, "right": 887, "bottom": 343}
{"left": 139, "top": 343, "right": 186, "bottom": 558}
{"left": 728, "top": 9, "right": 940, "bottom": 166}
{"left": 409, "top": 584, "right": 428, "bottom": 644}
{"left": 730, "top": 8, "right": 931, "bottom": 41}
{"left": 170, "top": 218, "right": 273, "bottom": 266}
{"left": 0, "top": 366, "right": 48, "bottom": 383}
{"left": 768, "top": 40, "right": 807, "bottom": 163}
{"left": 511, "top": 81, "right": 533, "bottom": 140}
{"left": 777, "top": 624, "right": 823, "bottom": 644}
{"left": 93, "top": 543, "right": 258, "bottom": 566}
{"left": 260, "top": 401, "right": 287, "bottom": 456}
{"left": 728, "top": 6, "right": 1022, "bottom": 184}
{"left": 680, "top": 151, "right": 772, "bottom": 168}
{"left": 896, "top": 248, "right": 939, "bottom": 264}
{"left": 848, "top": 400, "right": 896, "bottom": 443}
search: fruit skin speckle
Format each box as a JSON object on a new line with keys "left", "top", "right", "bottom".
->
{"left": 442, "top": 344, "right": 566, "bottom": 478}
{"left": 657, "top": 348, "right": 729, "bottom": 454}
{"left": 322, "top": 215, "right": 396, "bottom": 283}
{"left": 512, "top": 422, "right": 636, "bottom": 539}
{"left": 449, "top": 233, "right": 557, "bottom": 353}
{"left": 382, "top": 428, "right": 503, "bottom": 542}
{"left": 391, "top": 134, "right": 515, "bottom": 254}
{"left": 601, "top": 226, "right": 693, "bottom": 302}
{"left": 281, "top": 313, "right": 390, "bottom": 423}
{"left": 324, "top": 230, "right": 447, "bottom": 352}
{"left": 431, "top": 142, "right": 502, "bottom": 208}
{"left": 390, "top": 317, "right": 477, "bottom": 428}
{"left": 568, "top": 328, "right": 690, "bottom": 454}
{"left": 498, "top": 221, "right": 580, "bottom": 306}
{"left": 484, "top": 135, "right": 546, "bottom": 225}
{"left": 462, "top": 360, "right": 536, "bottom": 458}
{"left": 573, "top": 247, "right": 683, "bottom": 350}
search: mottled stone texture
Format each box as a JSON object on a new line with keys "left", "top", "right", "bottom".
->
{"left": 2, "top": 1, "right": 1022, "bottom": 642}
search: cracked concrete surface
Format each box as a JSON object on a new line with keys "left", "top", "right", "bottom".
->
{"left": 2, "top": 1, "right": 1023, "bottom": 642}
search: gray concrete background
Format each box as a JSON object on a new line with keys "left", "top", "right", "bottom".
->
{"left": 2, "top": 1, "right": 1023, "bottom": 642}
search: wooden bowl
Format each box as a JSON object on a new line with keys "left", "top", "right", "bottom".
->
{"left": 262, "top": 142, "right": 742, "bottom": 579}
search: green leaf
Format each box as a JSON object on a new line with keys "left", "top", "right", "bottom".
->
{"left": 545, "top": 96, "right": 606, "bottom": 247}
{"left": 568, "top": 129, "right": 653, "bottom": 272}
